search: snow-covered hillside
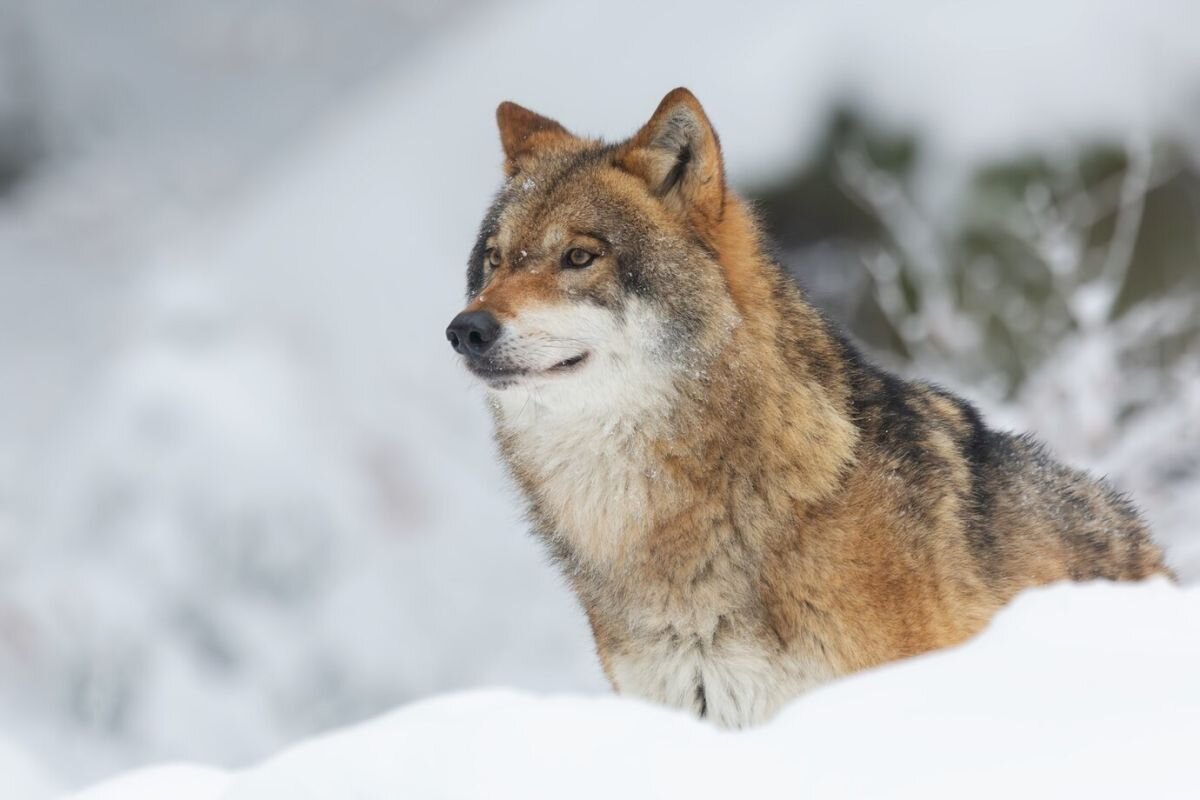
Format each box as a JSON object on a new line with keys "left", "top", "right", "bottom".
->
{"left": 68, "top": 580, "right": 1200, "bottom": 800}
{"left": 1, "top": 0, "right": 1198, "bottom": 790}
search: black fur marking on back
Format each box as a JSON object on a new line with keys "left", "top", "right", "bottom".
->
{"left": 947, "top": 393, "right": 1004, "bottom": 576}
{"left": 831, "top": 326, "right": 1008, "bottom": 553}
{"left": 855, "top": 366, "right": 935, "bottom": 475}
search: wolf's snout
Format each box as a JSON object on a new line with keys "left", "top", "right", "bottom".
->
{"left": 446, "top": 310, "right": 501, "bottom": 358}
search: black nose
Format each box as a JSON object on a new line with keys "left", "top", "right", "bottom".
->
{"left": 446, "top": 310, "right": 501, "bottom": 358}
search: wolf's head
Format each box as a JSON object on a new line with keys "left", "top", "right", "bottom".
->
{"left": 447, "top": 89, "right": 747, "bottom": 415}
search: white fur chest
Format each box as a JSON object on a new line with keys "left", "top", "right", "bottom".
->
{"left": 490, "top": 371, "right": 672, "bottom": 565}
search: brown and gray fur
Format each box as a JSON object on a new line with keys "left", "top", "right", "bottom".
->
{"left": 446, "top": 89, "right": 1171, "bottom": 728}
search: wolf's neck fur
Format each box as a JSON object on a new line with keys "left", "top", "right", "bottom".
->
{"left": 700, "top": 198, "right": 860, "bottom": 504}
{"left": 493, "top": 197, "right": 859, "bottom": 576}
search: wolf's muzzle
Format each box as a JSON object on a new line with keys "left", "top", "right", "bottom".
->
{"left": 446, "top": 310, "right": 501, "bottom": 359}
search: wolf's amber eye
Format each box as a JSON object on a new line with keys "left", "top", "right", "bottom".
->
{"left": 563, "top": 248, "right": 595, "bottom": 268}
{"left": 485, "top": 248, "right": 501, "bottom": 269}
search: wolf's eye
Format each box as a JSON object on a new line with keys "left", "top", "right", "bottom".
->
{"left": 563, "top": 248, "right": 596, "bottom": 269}
{"left": 485, "top": 248, "right": 502, "bottom": 269}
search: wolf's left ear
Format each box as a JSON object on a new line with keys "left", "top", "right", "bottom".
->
{"left": 497, "top": 101, "right": 574, "bottom": 176}
{"left": 619, "top": 88, "right": 726, "bottom": 234}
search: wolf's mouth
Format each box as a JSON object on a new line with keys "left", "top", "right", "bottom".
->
{"left": 548, "top": 352, "right": 588, "bottom": 372}
{"left": 468, "top": 351, "right": 589, "bottom": 389}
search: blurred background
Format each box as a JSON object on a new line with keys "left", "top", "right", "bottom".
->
{"left": 0, "top": 0, "right": 1197, "bottom": 792}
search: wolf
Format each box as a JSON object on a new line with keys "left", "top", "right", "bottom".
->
{"left": 445, "top": 88, "right": 1171, "bottom": 728}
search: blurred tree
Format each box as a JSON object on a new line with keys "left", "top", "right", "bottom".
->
{"left": 750, "top": 107, "right": 1200, "bottom": 400}
{"left": 0, "top": 4, "right": 41, "bottom": 196}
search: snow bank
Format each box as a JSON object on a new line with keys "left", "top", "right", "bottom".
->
{"left": 68, "top": 579, "right": 1200, "bottom": 800}
{"left": 65, "top": 766, "right": 229, "bottom": 800}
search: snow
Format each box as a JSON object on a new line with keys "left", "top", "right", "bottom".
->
{"left": 67, "top": 766, "right": 229, "bottom": 800}
{"left": 67, "top": 579, "right": 1200, "bottom": 800}
{"left": 0, "top": 735, "right": 58, "bottom": 800}
{"left": 1, "top": 0, "right": 1199, "bottom": 790}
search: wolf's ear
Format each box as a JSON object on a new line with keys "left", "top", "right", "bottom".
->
{"left": 496, "top": 101, "right": 573, "bottom": 175}
{"left": 619, "top": 88, "right": 726, "bottom": 234}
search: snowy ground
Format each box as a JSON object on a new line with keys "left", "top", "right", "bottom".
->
{"left": 67, "top": 580, "right": 1200, "bottom": 799}
{"left": 1, "top": 0, "right": 1198, "bottom": 792}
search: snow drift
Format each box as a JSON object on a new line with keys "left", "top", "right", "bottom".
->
{"left": 68, "top": 579, "right": 1200, "bottom": 800}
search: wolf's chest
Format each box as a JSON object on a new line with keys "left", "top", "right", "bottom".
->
{"left": 607, "top": 624, "right": 827, "bottom": 728}
{"left": 500, "top": 408, "right": 659, "bottom": 563}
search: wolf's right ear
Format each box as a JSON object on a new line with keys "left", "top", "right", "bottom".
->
{"left": 618, "top": 88, "right": 726, "bottom": 236}
{"left": 496, "top": 101, "right": 574, "bottom": 176}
